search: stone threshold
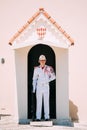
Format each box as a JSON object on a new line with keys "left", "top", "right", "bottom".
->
{"left": 30, "top": 120, "right": 53, "bottom": 127}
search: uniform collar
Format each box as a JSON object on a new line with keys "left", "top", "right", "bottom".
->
{"left": 39, "top": 65, "right": 47, "bottom": 69}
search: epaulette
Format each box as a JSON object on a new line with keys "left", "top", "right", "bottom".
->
{"left": 34, "top": 66, "right": 39, "bottom": 69}
{"left": 46, "top": 66, "right": 53, "bottom": 72}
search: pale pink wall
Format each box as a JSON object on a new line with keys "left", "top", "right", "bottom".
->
{"left": 0, "top": 0, "right": 87, "bottom": 122}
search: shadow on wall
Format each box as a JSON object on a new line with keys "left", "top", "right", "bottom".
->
{"left": 69, "top": 100, "right": 79, "bottom": 122}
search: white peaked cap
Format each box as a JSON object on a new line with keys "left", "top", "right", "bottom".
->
{"left": 39, "top": 55, "right": 46, "bottom": 60}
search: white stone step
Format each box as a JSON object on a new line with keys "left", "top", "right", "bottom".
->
{"left": 30, "top": 120, "right": 53, "bottom": 127}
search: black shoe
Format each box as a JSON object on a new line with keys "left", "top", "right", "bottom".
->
{"left": 36, "top": 119, "right": 40, "bottom": 121}
{"left": 45, "top": 119, "right": 50, "bottom": 121}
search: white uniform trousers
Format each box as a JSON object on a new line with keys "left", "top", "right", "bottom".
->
{"left": 36, "top": 84, "right": 49, "bottom": 119}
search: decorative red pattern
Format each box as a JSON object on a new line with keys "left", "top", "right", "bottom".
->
{"left": 37, "top": 27, "right": 46, "bottom": 39}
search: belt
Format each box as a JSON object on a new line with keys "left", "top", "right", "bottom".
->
{"left": 37, "top": 82, "right": 49, "bottom": 86}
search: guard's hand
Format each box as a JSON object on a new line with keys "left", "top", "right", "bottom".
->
{"left": 32, "top": 90, "right": 35, "bottom": 93}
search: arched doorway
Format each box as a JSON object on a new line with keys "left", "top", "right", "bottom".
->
{"left": 28, "top": 43, "right": 56, "bottom": 119}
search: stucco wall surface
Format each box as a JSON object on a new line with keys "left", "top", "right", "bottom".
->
{"left": 0, "top": 0, "right": 87, "bottom": 123}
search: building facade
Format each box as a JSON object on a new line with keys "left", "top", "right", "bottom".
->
{"left": 0, "top": 0, "right": 87, "bottom": 125}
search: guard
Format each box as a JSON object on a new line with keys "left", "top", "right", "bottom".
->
{"left": 32, "top": 55, "right": 56, "bottom": 121}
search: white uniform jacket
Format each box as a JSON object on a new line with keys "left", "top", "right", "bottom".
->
{"left": 32, "top": 65, "right": 56, "bottom": 93}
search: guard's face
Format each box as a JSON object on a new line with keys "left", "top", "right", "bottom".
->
{"left": 39, "top": 60, "right": 46, "bottom": 67}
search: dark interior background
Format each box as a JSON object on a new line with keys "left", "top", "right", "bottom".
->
{"left": 28, "top": 43, "right": 56, "bottom": 119}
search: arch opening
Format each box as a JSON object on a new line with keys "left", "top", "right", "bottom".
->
{"left": 28, "top": 43, "right": 56, "bottom": 119}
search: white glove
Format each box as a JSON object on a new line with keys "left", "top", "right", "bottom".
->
{"left": 32, "top": 86, "right": 36, "bottom": 93}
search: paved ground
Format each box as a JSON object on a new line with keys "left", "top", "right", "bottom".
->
{"left": 0, "top": 123, "right": 87, "bottom": 130}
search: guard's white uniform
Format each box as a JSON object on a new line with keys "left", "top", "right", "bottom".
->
{"left": 33, "top": 65, "right": 56, "bottom": 120}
